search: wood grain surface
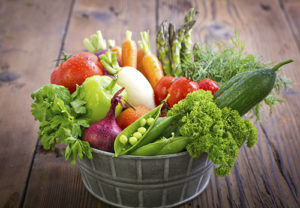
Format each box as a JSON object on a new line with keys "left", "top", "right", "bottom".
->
{"left": 0, "top": 0, "right": 73, "bottom": 207}
{"left": 0, "top": 0, "right": 299, "bottom": 208}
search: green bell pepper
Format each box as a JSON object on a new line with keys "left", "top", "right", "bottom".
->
{"left": 76, "top": 75, "right": 127, "bottom": 124}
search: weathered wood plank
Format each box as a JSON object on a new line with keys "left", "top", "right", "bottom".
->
{"left": 22, "top": 0, "right": 300, "bottom": 207}
{"left": 23, "top": 0, "right": 156, "bottom": 207}
{"left": 0, "top": 0, "right": 73, "bottom": 207}
{"left": 279, "top": 0, "right": 300, "bottom": 51}
{"left": 156, "top": 0, "right": 300, "bottom": 207}
{"left": 64, "top": 0, "right": 156, "bottom": 54}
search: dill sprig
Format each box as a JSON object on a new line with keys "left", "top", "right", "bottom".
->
{"left": 180, "top": 34, "right": 291, "bottom": 120}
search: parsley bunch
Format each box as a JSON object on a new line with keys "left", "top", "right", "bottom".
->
{"left": 31, "top": 84, "right": 92, "bottom": 165}
{"left": 167, "top": 90, "right": 257, "bottom": 176}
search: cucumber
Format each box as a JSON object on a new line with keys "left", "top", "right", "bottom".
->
{"left": 214, "top": 59, "right": 293, "bottom": 115}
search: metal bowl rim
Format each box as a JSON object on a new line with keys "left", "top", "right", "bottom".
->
{"left": 92, "top": 148, "right": 195, "bottom": 160}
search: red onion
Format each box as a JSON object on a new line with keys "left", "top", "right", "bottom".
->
{"left": 82, "top": 88, "right": 125, "bottom": 152}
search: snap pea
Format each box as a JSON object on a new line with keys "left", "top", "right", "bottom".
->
{"left": 127, "top": 115, "right": 181, "bottom": 153}
{"left": 114, "top": 104, "right": 163, "bottom": 156}
{"left": 156, "top": 136, "right": 193, "bottom": 155}
{"left": 129, "top": 138, "right": 171, "bottom": 156}
{"left": 130, "top": 136, "right": 192, "bottom": 156}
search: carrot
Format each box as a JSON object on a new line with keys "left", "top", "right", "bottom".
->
{"left": 140, "top": 31, "right": 164, "bottom": 89}
{"left": 122, "top": 31, "right": 137, "bottom": 68}
{"left": 137, "top": 41, "right": 146, "bottom": 76}
{"left": 108, "top": 40, "right": 122, "bottom": 65}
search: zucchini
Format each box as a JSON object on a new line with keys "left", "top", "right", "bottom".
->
{"left": 214, "top": 59, "right": 293, "bottom": 115}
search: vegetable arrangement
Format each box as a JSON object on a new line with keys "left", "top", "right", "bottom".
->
{"left": 31, "top": 8, "right": 293, "bottom": 176}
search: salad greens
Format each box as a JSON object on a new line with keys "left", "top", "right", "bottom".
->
{"left": 167, "top": 90, "right": 257, "bottom": 176}
{"left": 31, "top": 84, "right": 93, "bottom": 165}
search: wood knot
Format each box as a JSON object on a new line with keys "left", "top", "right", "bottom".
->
{"left": 260, "top": 3, "right": 271, "bottom": 11}
{"left": 200, "top": 22, "right": 234, "bottom": 44}
{"left": 0, "top": 71, "right": 20, "bottom": 82}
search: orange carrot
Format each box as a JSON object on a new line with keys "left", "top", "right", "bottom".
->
{"left": 108, "top": 40, "right": 122, "bottom": 65}
{"left": 140, "top": 31, "right": 164, "bottom": 89}
{"left": 122, "top": 31, "right": 137, "bottom": 68}
{"left": 137, "top": 41, "right": 146, "bottom": 76}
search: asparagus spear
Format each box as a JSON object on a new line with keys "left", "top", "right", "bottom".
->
{"left": 181, "top": 8, "right": 198, "bottom": 61}
{"left": 172, "top": 20, "right": 196, "bottom": 75}
{"left": 156, "top": 20, "right": 172, "bottom": 75}
{"left": 155, "top": 8, "right": 199, "bottom": 76}
{"left": 171, "top": 33, "right": 181, "bottom": 74}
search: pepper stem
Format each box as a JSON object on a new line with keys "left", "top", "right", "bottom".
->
{"left": 106, "top": 75, "right": 118, "bottom": 91}
{"left": 272, "top": 59, "right": 293, "bottom": 71}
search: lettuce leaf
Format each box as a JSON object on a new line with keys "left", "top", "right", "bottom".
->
{"left": 31, "top": 84, "right": 92, "bottom": 165}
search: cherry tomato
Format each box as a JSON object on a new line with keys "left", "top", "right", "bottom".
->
{"left": 51, "top": 52, "right": 104, "bottom": 93}
{"left": 167, "top": 77, "right": 199, "bottom": 107}
{"left": 198, "top": 78, "right": 219, "bottom": 95}
{"left": 154, "top": 76, "right": 175, "bottom": 105}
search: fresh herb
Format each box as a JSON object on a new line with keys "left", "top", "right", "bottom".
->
{"left": 31, "top": 84, "right": 92, "bottom": 165}
{"left": 167, "top": 90, "right": 257, "bottom": 176}
{"left": 180, "top": 33, "right": 291, "bottom": 119}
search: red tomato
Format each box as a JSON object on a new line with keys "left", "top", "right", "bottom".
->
{"left": 154, "top": 76, "right": 175, "bottom": 105}
{"left": 167, "top": 77, "right": 199, "bottom": 107}
{"left": 198, "top": 78, "right": 219, "bottom": 95}
{"left": 51, "top": 52, "right": 104, "bottom": 93}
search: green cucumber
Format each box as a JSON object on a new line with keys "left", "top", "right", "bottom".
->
{"left": 214, "top": 59, "right": 293, "bottom": 115}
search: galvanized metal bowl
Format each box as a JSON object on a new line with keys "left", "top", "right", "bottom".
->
{"left": 77, "top": 149, "right": 213, "bottom": 208}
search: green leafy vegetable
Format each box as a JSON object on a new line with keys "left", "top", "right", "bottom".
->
{"left": 179, "top": 33, "right": 291, "bottom": 119}
{"left": 167, "top": 90, "right": 257, "bottom": 176}
{"left": 31, "top": 84, "right": 92, "bottom": 165}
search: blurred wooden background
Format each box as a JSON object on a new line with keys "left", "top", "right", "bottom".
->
{"left": 0, "top": 0, "right": 300, "bottom": 207}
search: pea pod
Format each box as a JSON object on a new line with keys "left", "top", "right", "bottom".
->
{"left": 129, "top": 114, "right": 181, "bottom": 152}
{"left": 156, "top": 136, "right": 192, "bottom": 155}
{"left": 130, "top": 137, "right": 171, "bottom": 156}
{"left": 114, "top": 104, "right": 163, "bottom": 156}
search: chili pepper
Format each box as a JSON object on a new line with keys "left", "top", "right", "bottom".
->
{"left": 127, "top": 114, "right": 181, "bottom": 153}
{"left": 156, "top": 136, "right": 192, "bottom": 155}
{"left": 114, "top": 104, "right": 163, "bottom": 156}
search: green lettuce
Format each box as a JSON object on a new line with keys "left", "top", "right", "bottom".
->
{"left": 31, "top": 84, "right": 92, "bottom": 165}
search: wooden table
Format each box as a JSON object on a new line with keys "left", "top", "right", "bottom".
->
{"left": 1, "top": 0, "right": 300, "bottom": 207}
